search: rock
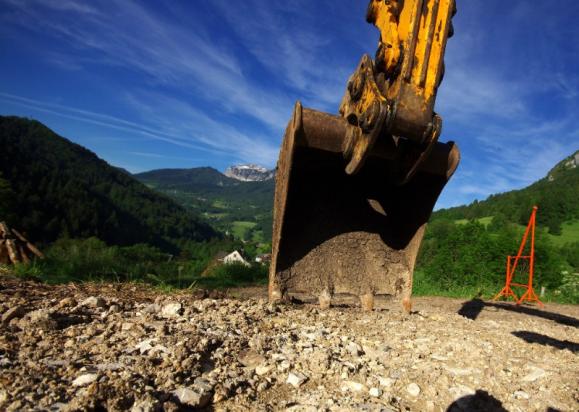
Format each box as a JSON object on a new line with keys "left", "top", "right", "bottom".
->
{"left": 378, "top": 377, "right": 395, "bottom": 387}
{"left": 121, "top": 322, "right": 134, "bottom": 331}
{"left": 135, "top": 339, "right": 156, "bottom": 354}
{"left": 72, "top": 373, "right": 99, "bottom": 387}
{"left": 256, "top": 381, "right": 270, "bottom": 392}
{"left": 21, "top": 309, "right": 57, "bottom": 330}
{"left": 131, "top": 395, "right": 159, "bottom": 412}
{"left": 407, "top": 383, "right": 421, "bottom": 397}
{"left": 174, "top": 382, "right": 213, "bottom": 408}
{"left": 341, "top": 380, "right": 366, "bottom": 393}
{"left": 369, "top": 387, "right": 382, "bottom": 397}
{"left": 161, "top": 302, "right": 183, "bottom": 318}
{"left": 287, "top": 372, "right": 308, "bottom": 388}
{"left": 81, "top": 296, "right": 106, "bottom": 308}
{"left": 278, "top": 360, "right": 291, "bottom": 371}
{"left": 255, "top": 364, "right": 274, "bottom": 376}
{"left": 239, "top": 350, "right": 266, "bottom": 368}
{"left": 142, "top": 304, "right": 160, "bottom": 314}
{"left": 346, "top": 341, "right": 363, "bottom": 356}
{"left": 522, "top": 367, "right": 546, "bottom": 382}
{"left": 1, "top": 305, "right": 27, "bottom": 324}
{"left": 56, "top": 297, "right": 77, "bottom": 309}
{"left": 514, "top": 390, "right": 530, "bottom": 400}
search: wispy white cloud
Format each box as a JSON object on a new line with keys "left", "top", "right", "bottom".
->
{"left": 1, "top": 0, "right": 293, "bottom": 133}
{"left": 0, "top": 91, "right": 280, "bottom": 167}
{"left": 122, "top": 91, "right": 280, "bottom": 167}
{"left": 212, "top": 0, "right": 357, "bottom": 112}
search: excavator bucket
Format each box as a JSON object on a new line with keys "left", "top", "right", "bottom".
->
{"left": 269, "top": 0, "right": 459, "bottom": 310}
{"left": 269, "top": 104, "right": 459, "bottom": 309}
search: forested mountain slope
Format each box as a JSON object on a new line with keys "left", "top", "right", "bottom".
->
{"left": 433, "top": 151, "right": 579, "bottom": 234}
{"left": 0, "top": 116, "right": 218, "bottom": 251}
{"left": 135, "top": 167, "right": 274, "bottom": 242}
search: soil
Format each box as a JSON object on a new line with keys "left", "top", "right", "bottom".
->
{"left": 0, "top": 277, "right": 577, "bottom": 411}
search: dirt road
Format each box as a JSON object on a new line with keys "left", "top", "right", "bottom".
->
{"left": 0, "top": 278, "right": 577, "bottom": 411}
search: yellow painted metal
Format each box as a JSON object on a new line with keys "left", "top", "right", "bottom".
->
{"left": 370, "top": 0, "right": 455, "bottom": 103}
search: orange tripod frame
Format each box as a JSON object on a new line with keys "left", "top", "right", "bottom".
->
{"left": 493, "top": 206, "right": 544, "bottom": 307}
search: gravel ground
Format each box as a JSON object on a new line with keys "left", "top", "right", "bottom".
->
{"left": 0, "top": 277, "right": 577, "bottom": 411}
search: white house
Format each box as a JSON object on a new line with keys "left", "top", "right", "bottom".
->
{"left": 220, "top": 250, "right": 250, "bottom": 267}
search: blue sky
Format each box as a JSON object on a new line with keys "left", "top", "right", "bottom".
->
{"left": 1, "top": 0, "right": 578, "bottom": 209}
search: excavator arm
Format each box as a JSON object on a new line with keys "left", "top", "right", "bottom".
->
{"left": 269, "top": 0, "right": 460, "bottom": 311}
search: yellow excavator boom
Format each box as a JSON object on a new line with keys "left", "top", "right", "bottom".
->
{"left": 269, "top": 0, "right": 460, "bottom": 311}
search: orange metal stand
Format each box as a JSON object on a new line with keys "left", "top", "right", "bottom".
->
{"left": 493, "top": 206, "right": 544, "bottom": 307}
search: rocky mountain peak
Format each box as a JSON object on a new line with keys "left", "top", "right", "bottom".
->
{"left": 547, "top": 150, "right": 578, "bottom": 182}
{"left": 224, "top": 164, "right": 275, "bottom": 182}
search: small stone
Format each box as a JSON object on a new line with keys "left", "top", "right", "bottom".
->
{"left": 369, "top": 387, "right": 382, "bottom": 397}
{"left": 255, "top": 364, "right": 274, "bottom": 376}
{"left": 278, "top": 360, "right": 291, "bottom": 371}
{"left": 142, "top": 304, "right": 160, "bottom": 314}
{"left": 56, "top": 297, "right": 77, "bottom": 309}
{"left": 514, "top": 390, "right": 530, "bottom": 400}
{"left": 257, "top": 381, "right": 269, "bottom": 392}
{"left": 378, "top": 377, "right": 395, "bottom": 387}
{"left": 239, "top": 350, "right": 266, "bottom": 368}
{"left": 341, "top": 380, "right": 366, "bottom": 393}
{"left": 135, "top": 339, "right": 156, "bottom": 354}
{"left": 81, "top": 296, "right": 106, "bottom": 308}
{"left": 21, "top": 309, "right": 57, "bottom": 330}
{"left": 131, "top": 395, "right": 158, "bottom": 412}
{"left": 346, "top": 342, "right": 363, "bottom": 356}
{"left": 161, "top": 302, "right": 183, "bottom": 318}
{"left": 1, "top": 305, "right": 27, "bottom": 324}
{"left": 407, "top": 383, "right": 421, "bottom": 397}
{"left": 72, "top": 373, "right": 99, "bottom": 387}
{"left": 287, "top": 372, "right": 308, "bottom": 388}
{"left": 121, "top": 322, "right": 134, "bottom": 331}
{"left": 173, "top": 385, "right": 212, "bottom": 408}
{"left": 522, "top": 367, "right": 546, "bottom": 382}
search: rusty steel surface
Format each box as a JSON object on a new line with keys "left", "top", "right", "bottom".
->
{"left": 269, "top": 103, "right": 459, "bottom": 309}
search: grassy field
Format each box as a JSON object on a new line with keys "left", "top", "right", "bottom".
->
{"left": 231, "top": 221, "right": 257, "bottom": 239}
{"left": 212, "top": 200, "right": 229, "bottom": 209}
{"left": 548, "top": 220, "right": 579, "bottom": 246}
{"left": 251, "top": 230, "right": 265, "bottom": 243}
{"left": 454, "top": 216, "right": 493, "bottom": 227}
{"left": 412, "top": 269, "right": 576, "bottom": 304}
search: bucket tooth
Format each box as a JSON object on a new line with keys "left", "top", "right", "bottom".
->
{"left": 318, "top": 289, "right": 333, "bottom": 310}
{"left": 360, "top": 292, "right": 375, "bottom": 312}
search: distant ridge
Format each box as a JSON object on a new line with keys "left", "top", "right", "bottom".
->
{"left": 433, "top": 150, "right": 579, "bottom": 234}
{"left": 224, "top": 164, "right": 275, "bottom": 182}
{"left": 0, "top": 116, "right": 219, "bottom": 250}
{"left": 135, "top": 167, "right": 274, "bottom": 242}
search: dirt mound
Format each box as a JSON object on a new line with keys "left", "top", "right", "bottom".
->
{"left": 0, "top": 278, "right": 577, "bottom": 411}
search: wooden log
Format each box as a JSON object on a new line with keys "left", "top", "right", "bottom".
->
{"left": 5, "top": 239, "right": 21, "bottom": 264}
{"left": 11, "top": 228, "right": 28, "bottom": 243}
{"left": 26, "top": 243, "right": 44, "bottom": 259}
{"left": 0, "top": 222, "right": 9, "bottom": 238}
{"left": 0, "top": 239, "right": 9, "bottom": 264}
{"left": 11, "top": 229, "right": 44, "bottom": 258}
{"left": 18, "top": 244, "right": 30, "bottom": 264}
